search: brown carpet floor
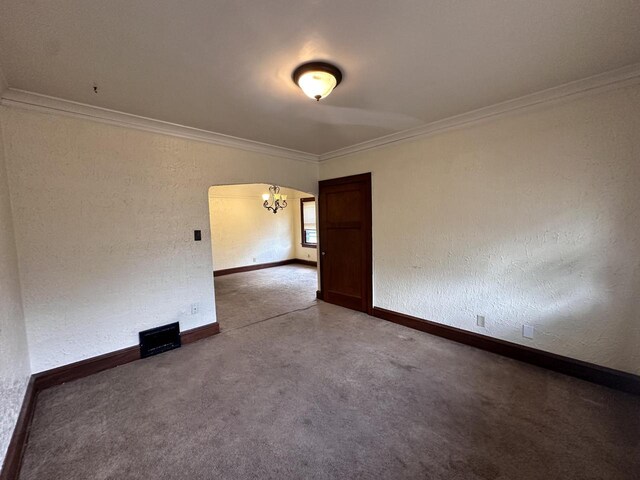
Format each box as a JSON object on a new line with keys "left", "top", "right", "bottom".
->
{"left": 18, "top": 286, "right": 640, "bottom": 479}
{"left": 213, "top": 264, "right": 318, "bottom": 331}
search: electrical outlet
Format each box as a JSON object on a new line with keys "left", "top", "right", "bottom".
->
{"left": 522, "top": 324, "right": 534, "bottom": 339}
{"left": 252, "top": 257, "right": 257, "bottom": 263}
{"left": 191, "top": 303, "right": 200, "bottom": 315}
{"left": 476, "top": 315, "right": 485, "bottom": 328}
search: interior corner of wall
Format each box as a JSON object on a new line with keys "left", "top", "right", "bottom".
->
{"left": 0, "top": 102, "right": 32, "bottom": 378}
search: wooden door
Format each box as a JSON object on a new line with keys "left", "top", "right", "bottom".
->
{"left": 318, "top": 173, "right": 372, "bottom": 313}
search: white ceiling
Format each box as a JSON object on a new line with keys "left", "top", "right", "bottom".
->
{"left": 1, "top": 0, "right": 639, "bottom": 156}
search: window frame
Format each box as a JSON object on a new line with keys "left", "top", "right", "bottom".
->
{"left": 300, "top": 197, "right": 317, "bottom": 248}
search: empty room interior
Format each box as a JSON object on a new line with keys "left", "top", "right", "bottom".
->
{"left": 0, "top": 1, "right": 639, "bottom": 479}
{"left": 209, "top": 183, "right": 318, "bottom": 331}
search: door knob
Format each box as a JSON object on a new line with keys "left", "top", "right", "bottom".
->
{"left": 321, "top": 251, "right": 326, "bottom": 256}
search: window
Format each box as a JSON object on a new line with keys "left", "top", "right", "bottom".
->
{"left": 300, "top": 197, "right": 317, "bottom": 248}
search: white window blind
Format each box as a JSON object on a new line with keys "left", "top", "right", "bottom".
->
{"left": 303, "top": 201, "right": 316, "bottom": 226}
{"left": 302, "top": 200, "right": 317, "bottom": 245}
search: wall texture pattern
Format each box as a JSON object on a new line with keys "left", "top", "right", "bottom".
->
{"left": 320, "top": 83, "right": 640, "bottom": 374}
{"left": 0, "top": 111, "right": 30, "bottom": 466}
{"left": 1, "top": 106, "right": 318, "bottom": 372}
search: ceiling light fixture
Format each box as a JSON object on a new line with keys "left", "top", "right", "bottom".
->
{"left": 292, "top": 61, "right": 342, "bottom": 101}
{"left": 262, "top": 185, "right": 288, "bottom": 214}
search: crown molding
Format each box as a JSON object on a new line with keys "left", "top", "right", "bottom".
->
{"left": 0, "top": 89, "right": 320, "bottom": 163}
{"left": 2, "top": 63, "right": 639, "bottom": 164}
{"left": 319, "top": 62, "right": 640, "bottom": 161}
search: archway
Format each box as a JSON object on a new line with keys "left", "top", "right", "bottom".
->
{"left": 208, "top": 183, "right": 318, "bottom": 330}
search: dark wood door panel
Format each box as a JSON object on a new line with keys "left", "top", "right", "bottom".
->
{"left": 324, "top": 290, "right": 365, "bottom": 311}
{"left": 325, "top": 188, "right": 362, "bottom": 223}
{"left": 325, "top": 228, "right": 362, "bottom": 297}
{"left": 319, "top": 173, "right": 372, "bottom": 313}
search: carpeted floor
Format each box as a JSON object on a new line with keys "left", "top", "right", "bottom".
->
{"left": 213, "top": 264, "right": 318, "bottom": 331}
{"left": 19, "top": 298, "right": 640, "bottom": 478}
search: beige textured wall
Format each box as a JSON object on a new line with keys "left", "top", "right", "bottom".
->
{"left": 320, "top": 83, "right": 640, "bottom": 374}
{"left": 2, "top": 106, "right": 318, "bottom": 372}
{"left": 0, "top": 111, "right": 30, "bottom": 466}
{"left": 208, "top": 184, "right": 296, "bottom": 271}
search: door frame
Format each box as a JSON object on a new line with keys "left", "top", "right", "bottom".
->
{"left": 317, "top": 172, "right": 373, "bottom": 315}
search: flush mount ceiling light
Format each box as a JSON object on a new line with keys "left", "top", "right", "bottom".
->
{"left": 292, "top": 61, "right": 342, "bottom": 101}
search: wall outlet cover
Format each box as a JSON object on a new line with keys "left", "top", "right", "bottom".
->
{"left": 476, "top": 315, "right": 485, "bottom": 327}
{"left": 191, "top": 303, "right": 200, "bottom": 315}
{"left": 523, "top": 324, "right": 534, "bottom": 339}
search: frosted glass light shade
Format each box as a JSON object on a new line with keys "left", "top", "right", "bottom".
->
{"left": 297, "top": 71, "right": 338, "bottom": 101}
{"left": 292, "top": 62, "right": 343, "bottom": 102}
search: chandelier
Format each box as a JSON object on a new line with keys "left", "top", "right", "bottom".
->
{"left": 262, "top": 185, "right": 288, "bottom": 214}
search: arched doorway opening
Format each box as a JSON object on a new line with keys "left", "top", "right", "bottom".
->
{"left": 208, "top": 183, "right": 318, "bottom": 331}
